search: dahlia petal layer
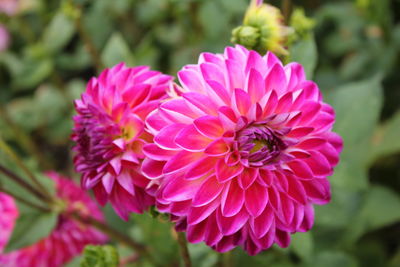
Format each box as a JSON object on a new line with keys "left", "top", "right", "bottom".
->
{"left": 143, "top": 45, "right": 343, "bottom": 255}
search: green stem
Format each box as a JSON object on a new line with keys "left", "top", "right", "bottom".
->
{"left": 0, "top": 185, "right": 51, "bottom": 212}
{"left": 0, "top": 137, "right": 53, "bottom": 202}
{"left": 176, "top": 231, "right": 192, "bottom": 267}
{"left": 0, "top": 163, "right": 49, "bottom": 202}
{"left": 282, "top": 0, "right": 292, "bottom": 24}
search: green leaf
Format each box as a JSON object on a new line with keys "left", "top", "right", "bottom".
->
{"left": 42, "top": 12, "right": 75, "bottom": 53}
{"left": 310, "top": 251, "right": 359, "bottom": 267}
{"left": 101, "top": 32, "right": 134, "bottom": 68}
{"left": 326, "top": 75, "right": 383, "bottom": 190}
{"left": 4, "top": 208, "right": 58, "bottom": 252}
{"left": 370, "top": 111, "right": 400, "bottom": 162}
{"left": 289, "top": 36, "right": 318, "bottom": 79}
{"left": 80, "top": 245, "right": 119, "bottom": 267}
{"left": 291, "top": 232, "right": 313, "bottom": 261}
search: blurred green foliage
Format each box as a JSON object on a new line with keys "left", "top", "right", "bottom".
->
{"left": 1, "top": 0, "right": 400, "bottom": 266}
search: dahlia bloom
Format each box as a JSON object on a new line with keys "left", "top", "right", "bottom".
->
{"left": 72, "top": 63, "right": 173, "bottom": 219}
{"left": 0, "top": 25, "right": 10, "bottom": 52}
{"left": 0, "top": 193, "right": 18, "bottom": 252}
{"left": 142, "top": 45, "right": 343, "bottom": 255}
{"left": 0, "top": 172, "right": 107, "bottom": 267}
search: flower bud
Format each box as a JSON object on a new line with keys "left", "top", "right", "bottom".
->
{"left": 231, "top": 0, "right": 290, "bottom": 56}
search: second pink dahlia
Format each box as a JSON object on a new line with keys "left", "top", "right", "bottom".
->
{"left": 72, "top": 63, "right": 173, "bottom": 219}
{"left": 142, "top": 45, "right": 343, "bottom": 255}
{"left": 0, "top": 172, "right": 107, "bottom": 267}
{"left": 0, "top": 193, "right": 18, "bottom": 252}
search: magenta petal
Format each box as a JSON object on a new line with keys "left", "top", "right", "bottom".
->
{"left": 194, "top": 115, "right": 224, "bottom": 138}
{"left": 245, "top": 182, "right": 268, "bottom": 217}
{"left": 275, "top": 229, "right": 291, "bottom": 248}
{"left": 299, "top": 204, "right": 314, "bottom": 232}
{"left": 143, "top": 143, "right": 177, "bottom": 161}
{"left": 154, "top": 123, "right": 186, "bottom": 150}
{"left": 188, "top": 197, "right": 220, "bottom": 225}
{"left": 141, "top": 158, "right": 165, "bottom": 179}
{"left": 247, "top": 68, "right": 265, "bottom": 103}
{"left": 302, "top": 178, "right": 331, "bottom": 204}
{"left": 225, "top": 59, "right": 245, "bottom": 90}
{"left": 304, "top": 151, "right": 332, "bottom": 177}
{"left": 163, "top": 174, "right": 203, "bottom": 202}
{"left": 250, "top": 206, "right": 274, "bottom": 238}
{"left": 205, "top": 213, "right": 223, "bottom": 246}
{"left": 205, "top": 139, "right": 230, "bottom": 156}
{"left": 192, "top": 175, "right": 224, "bottom": 207}
{"left": 265, "top": 64, "right": 287, "bottom": 96}
{"left": 206, "top": 80, "right": 231, "bottom": 105}
{"left": 183, "top": 92, "right": 219, "bottom": 115}
{"left": 200, "top": 63, "right": 226, "bottom": 86}
{"left": 286, "top": 127, "right": 314, "bottom": 138}
{"left": 187, "top": 220, "right": 207, "bottom": 243}
{"left": 185, "top": 157, "right": 218, "bottom": 180}
{"left": 117, "top": 171, "right": 135, "bottom": 195}
{"left": 232, "top": 89, "right": 251, "bottom": 115}
{"left": 178, "top": 69, "right": 205, "bottom": 93}
{"left": 221, "top": 180, "right": 245, "bottom": 217}
{"left": 216, "top": 207, "right": 249, "bottom": 235}
{"left": 287, "top": 160, "right": 314, "bottom": 179}
{"left": 175, "top": 125, "right": 212, "bottom": 151}
{"left": 216, "top": 158, "right": 244, "bottom": 183}
{"left": 286, "top": 174, "right": 307, "bottom": 205}
{"left": 238, "top": 168, "right": 258, "bottom": 189}
{"left": 102, "top": 173, "right": 115, "bottom": 194}
{"left": 163, "top": 150, "right": 203, "bottom": 174}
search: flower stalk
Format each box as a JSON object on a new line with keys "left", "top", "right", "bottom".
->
{"left": 176, "top": 231, "right": 192, "bottom": 267}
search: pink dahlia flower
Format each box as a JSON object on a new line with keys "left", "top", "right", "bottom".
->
{"left": 142, "top": 45, "right": 343, "bottom": 255}
{"left": 72, "top": 63, "right": 173, "bottom": 219}
{"left": 0, "top": 172, "right": 107, "bottom": 267}
{"left": 0, "top": 193, "right": 18, "bottom": 252}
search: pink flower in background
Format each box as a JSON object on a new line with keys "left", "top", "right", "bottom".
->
{"left": 142, "top": 45, "right": 342, "bottom": 255}
{"left": 0, "top": 0, "right": 18, "bottom": 16}
{"left": 0, "top": 193, "right": 18, "bottom": 252}
{"left": 0, "top": 25, "right": 10, "bottom": 52}
{"left": 72, "top": 63, "right": 173, "bottom": 220}
{"left": 0, "top": 172, "right": 107, "bottom": 267}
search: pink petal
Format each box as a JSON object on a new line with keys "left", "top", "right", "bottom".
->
{"left": 178, "top": 69, "right": 206, "bottom": 93}
{"left": 216, "top": 158, "right": 244, "bottom": 183}
{"left": 303, "top": 151, "right": 332, "bottom": 177}
{"left": 261, "top": 90, "right": 278, "bottom": 117}
{"left": 245, "top": 50, "right": 267, "bottom": 74}
{"left": 299, "top": 204, "right": 314, "bottom": 232}
{"left": 154, "top": 123, "right": 186, "bottom": 150}
{"left": 246, "top": 68, "right": 265, "bottom": 103}
{"left": 286, "top": 127, "right": 314, "bottom": 138}
{"left": 302, "top": 178, "right": 331, "bottom": 204}
{"left": 265, "top": 64, "right": 287, "bottom": 96}
{"left": 232, "top": 89, "right": 251, "bottom": 116}
{"left": 216, "top": 207, "right": 249, "bottom": 235}
{"left": 192, "top": 175, "right": 224, "bottom": 207}
{"left": 183, "top": 92, "right": 218, "bottom": 115}
{"left": 143, "top": 143, "right": 177, "bottom": 161}
{"left": 188, "top": 197, "right": 220, "bottom": 225}
{"left": 102, "top": 173, "right": 115, "bottom": 194}
{"left": 287, "top": 160, "right": 314, "bottom": 179}
{"left": 204, "top": 213, "right": 223, "bottom": 246}
{"left": 121, "top": 84, "right": 150, "bottom": 107}
{"left": 162, "top": 174, "right": 203, "bottom": 202}
{"left": 163, "top": 150, "right": 203, "bottom": 174}
{"left": 205, "top": 139, "right": 230, "bottom": 156}
{"left": 141, "top": 158, "right": 165, "bottom": 179}
{"left": 221, "top": 180, "right": 245, "bottom": 217}
{"left": 275, "top": 92, "right": 293, "bottom": 113}
{"left": 225, "top": 59, "right": 245, "bottom": 90}
{"left": 286, "top": 174, "right": 307, "bottom": 205}
{"left": 206, "top": 80, "right": 231, "bottom": 105}
{"left": 275, "top": 229, "right": 291, "bottom": 248}
{"left": 250, "top": 206, "right": 274, "bottom": 238}
{"left": 175, "top": 125, "right": 212, "bottom": 152}
{"left": 258, "top": 169, "right": 273, "bottom": 186}
{"left": 117, "top": 171, "right": 135, "bottom": 195}
{"left": 297, "top": 138, "right": 327, "bottom": 150}
{"left": 245, "top": 182, "right": 268, "bottom": 217}
{"left": 200, "top": 63, "right": 226, "bottom": 87}
{"left": 185, "top": 157, "right": 218, "bottom": 180}
{"left": 194, "top": 115, "right": 224, "bottom": 138}
{"left": 187, "top": 220, "right": 207, "bottom": 243}
{"left": 238, "top": 168, "right": 258, "bottom": 189}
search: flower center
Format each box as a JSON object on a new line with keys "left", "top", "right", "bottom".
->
{"left": 237, "top": 125, "right": 287, "bottom": 167}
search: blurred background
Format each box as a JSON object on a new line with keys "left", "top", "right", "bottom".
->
{"left": 0, "top": 0, "right": 400, "bottom": 266}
